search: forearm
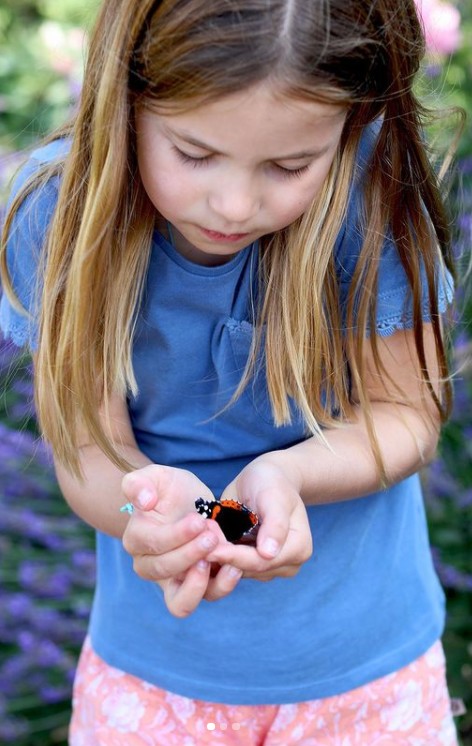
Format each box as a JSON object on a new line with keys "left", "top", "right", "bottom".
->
{"left": 264, "top": 401, "right": 440, "bottom": 505}
{"left": 55, "top": 444, "right": 152, "bottom": 537}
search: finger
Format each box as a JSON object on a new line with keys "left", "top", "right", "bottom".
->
{"left": 123, "top": 464, "right": 216, "bottom": 515}
{"left": 122, "top": 510, "right": 208, "bottom": 556}
{"left": 131, "top": 528, "right": 219, "bottom": 581}
{"left": 206, "top": 517, "right": 287, "bottom": 566}
{"left": 122, "top": 470, "right": 160, "bottom": 512}
{"left": 121, "top": 464, "right": 182, "bottom": 513}
{"left": 207, "top": 542, "right": 272, "bottom": 574}
{"left": 163, "top": 560, "right": 211, "bottom": 618}
{"left": 243, "top": 564, "right": 301, "bottom": 581}
{"left": 219, "top": 481, "right": 290, "bottom": 561}
{"left": 253, "top": 490, "right": 292, "bottom": 560}
{"left": 204, "top": 564, "right": 243, "bottom": 602}
{"left": 207, "top": 522, "right": 312, "bottom": 575}
{"left": 253, "top": 510, "right": 313, "bottom": 571}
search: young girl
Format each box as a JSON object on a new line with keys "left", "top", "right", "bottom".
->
{"left": 0, "top": 0, "right": 460, "bottom": 743}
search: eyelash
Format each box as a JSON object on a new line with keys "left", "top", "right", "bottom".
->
{"left": 275, "top": 165, "right": 309, "bottom": 180}
{"left": 172, "top": 147, "right": 309, "bottom": 179}
{"left": 173, "top": 148, "right": 211, "bottom": 168}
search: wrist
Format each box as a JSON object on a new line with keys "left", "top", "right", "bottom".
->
{"left": 253, "top": 448, "right": 304, "bottom": 494}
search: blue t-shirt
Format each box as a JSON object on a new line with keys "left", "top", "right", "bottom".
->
{"left": 0, "top": 134, "right": 453, "bottom": 705}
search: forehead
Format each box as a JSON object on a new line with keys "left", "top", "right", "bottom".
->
{"left": 145, "top": 82, "right": 347, "bottom": 158}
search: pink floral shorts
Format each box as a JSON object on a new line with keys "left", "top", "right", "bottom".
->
{"left": 69, "top": 637, "right": 458, "bottom": 745}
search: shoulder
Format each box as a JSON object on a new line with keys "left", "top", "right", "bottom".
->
{"left": 0, "top": 139, "right": 70, "bottom": 347}
{"left": 333, "top": 120, "right": 382, "bottom": 279}
{"left": 333, "top": 120, "right": 453, "bottom": 332}
{"left": 7, "top": 138, "right": 69, "bottom": 212}
{"left": 5, "top": 138, "right": 71, "bottom": 256}
{"left": 354, "top": 118, "right": 382, "bottom": 177}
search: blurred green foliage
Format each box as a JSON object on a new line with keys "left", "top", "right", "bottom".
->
{"left": 0, "top": 0, "right": 96, "bottom": 152}
{"left": 419, "top": 6, "right": 472, "bottom": 741}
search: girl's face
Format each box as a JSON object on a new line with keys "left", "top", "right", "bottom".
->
{"left": 136, "top": 82, "right": 347, "bottom": 265}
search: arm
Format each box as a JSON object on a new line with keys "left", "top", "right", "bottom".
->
{"left": 50, "top": 382, "right": 208, "bottom": 539}
{"left": 207, "top": 325, "right": 442, "bottom": 577}
{"left": 265, "top": 323, "right": 441, "bottom": 504}
{"left": 47, "top": 381, "right": 242, "bottom": 616}
{"left": 53, "top": 391, "right": 153, "bottom": 537}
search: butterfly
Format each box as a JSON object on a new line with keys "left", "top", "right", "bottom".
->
{"left": 195, "top": 498, "right": 259, "bottom": 543}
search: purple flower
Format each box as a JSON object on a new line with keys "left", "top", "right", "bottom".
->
{"left": 455, "top": 489, "right": 472, "bottom": 509}
{"left": 458, "top": 214, "right": 472, "bottom": 232}
{"left": 18, "top": 561, "right": 74, "bottom": 599}
{"left": 39, "top": 684, "right": 72, "bottom": 704}
{"left": 0, "top": 338, "right": 20, "bottom": 375}
{"left": 459, "top": 156, "right": 472, "bottom": 176}
{"left": 430, "top": 545, "right": 472, "bottom": 591}
{"left": 0, "top": 716, "right": 30, "bottom": 741}
{"left": 36, "top": 639, "right": 66, "bottom": 668}
{"left": 0, "top": 652, "right": 32, "bottom": 682}
{"left": 424, "top": 459, "right": 458, "bottom": 499}
{"left": 424, "top": 61, "right": 443, "bottom": 77}
{"left": 18, "top": 630, "right": 36, "bottom": 652}
{"left": 1, "top": 592, "right": 33, "bottom": 620}
{"left": 71, "top": 549, "right": 96, "bottom": 583}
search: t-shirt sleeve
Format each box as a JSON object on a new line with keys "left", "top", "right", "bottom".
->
{"left": 334, "top": 124, "right": 454, "bottom": 337}
{"left": 0, "top": 153, "right": 60, "bottom": 350}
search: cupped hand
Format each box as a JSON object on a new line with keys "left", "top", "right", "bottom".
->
{"left": 205, "top": 456, "right": 312, "bottom": 590}
{"left": 120, "top": 464, "right": 242, "bottom": 617}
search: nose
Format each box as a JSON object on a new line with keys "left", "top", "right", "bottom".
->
{"left": 208, "top": 172, "right": 260, "bottom": 226}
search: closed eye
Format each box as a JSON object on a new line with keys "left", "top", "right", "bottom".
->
{"left": 173, "top": 145, "right": 311, "bottom": 179}
{"left": 173, "top": 146, "right": 212, "bottom": 167}
{"left": 272, "top": 163, "right": 310, "bottom": 179}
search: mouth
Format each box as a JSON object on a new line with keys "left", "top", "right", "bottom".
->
{"left": 199, "top": 227, "right": 251, "bottom": 243}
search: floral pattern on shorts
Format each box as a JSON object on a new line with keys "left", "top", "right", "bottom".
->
{"left": 69, "top": 638, "right": 458, "bottom": 745}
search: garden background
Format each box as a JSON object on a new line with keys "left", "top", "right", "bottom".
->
{"left": 0, "top": 0, "right": 471, "bottom": 743}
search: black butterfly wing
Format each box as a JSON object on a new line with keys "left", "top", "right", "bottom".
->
{"left": 195, "top": 498, "right": 259, "bottom": 543}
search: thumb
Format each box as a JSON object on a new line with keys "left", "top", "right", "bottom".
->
{"left": 218, "top": 478, "right": 239, "bottom": 504}
{"left": 121, "top": 470, "right": 160, "bottom": 512}
{"left": 222, "top": 477, "right": 288, "bottom": 560}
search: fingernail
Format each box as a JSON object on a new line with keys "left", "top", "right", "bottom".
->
{"left": 197, "top": 559, "right": 210, "bottom": 572}
{"left": 224, "top": 565, "right": 243, "bottom": 579}
{"left": 199, "top": 533, "right": 217, "bottom": 550}
{"left": 136, "top": 488, "right": 154, "bottom": 509}
{"left": 190, "top": 515, "right": 206, "bottom": 532}
{"left": 262, "top": 538, "right": 280, "bottom": 557}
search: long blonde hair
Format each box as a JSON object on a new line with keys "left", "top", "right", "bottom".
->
{"left": 1, "top": 0, "right": 455, "bottom": 478}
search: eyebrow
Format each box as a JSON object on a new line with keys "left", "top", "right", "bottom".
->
{"left": 166, "top": 126, "right": 332, "bottom": 161}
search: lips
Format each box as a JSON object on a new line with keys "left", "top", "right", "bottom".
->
{"left": 199, "top": 227, "right": 250, "bottom": 242}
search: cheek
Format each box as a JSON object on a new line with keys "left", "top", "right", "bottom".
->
{"left": 281, "top": 162, "right": 335, "bottom": 221}
{"left": 138, "top": 152, "right": 191, "bottom": 215}
{"left": 136, "top": 128, "right": 191, "bottom": 213}
{"left": 271, "top": 180, "right": 325, "bottom": 227}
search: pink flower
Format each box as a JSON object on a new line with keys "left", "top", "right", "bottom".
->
{"left": 415, "top": 0, "right": 462, "bottom": 55}
{"left": 101, "top": 690, "right": 146, "bottom": 732}
{"left": 380, "top": 679, "right": 424, "bottom": 731}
